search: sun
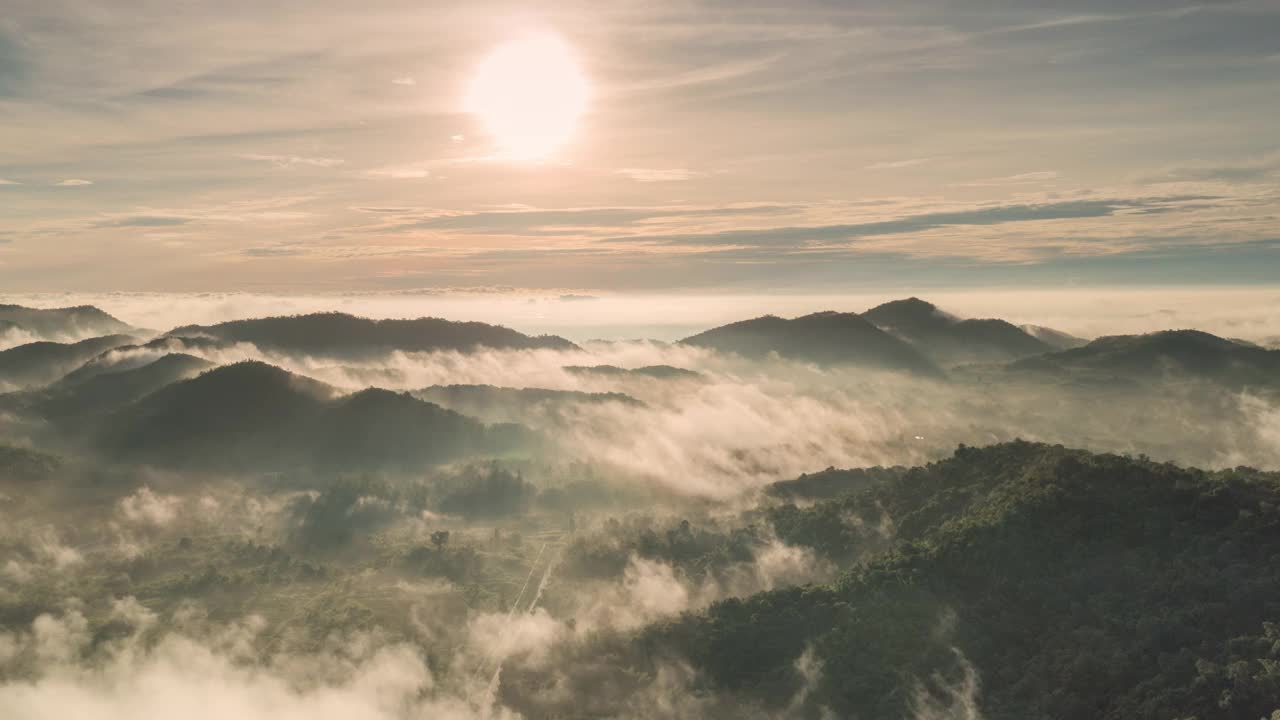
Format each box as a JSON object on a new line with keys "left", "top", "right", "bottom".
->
{"left": 466, "top": 33, "right": 590, "bottom": 161}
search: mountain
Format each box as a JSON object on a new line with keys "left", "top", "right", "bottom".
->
{"left": 0, "top": 304, "right": 134, "bottom": 339}
{"left": 863, "top": 297, "right": 1053, "bottom": 364}
{"left": 7, "top": 353, "right": 215, "bottom": 426}
{"left": 166, "top": 312, "right": 577, "bottom": 359}
{"left": 1021, "top": 323, "right": 1089, "bottom": 350}
{"left": 1010, "top": 329, "right": 1280, "bottom": 387}
{"left": 0, "top": 444, "right": 62, "bottom": 483}
{"left": 562, "top": 364, "right": 703, "bottom": 380}
{"left": 414, "top": 384, "right": 642, "bottom": 424}
{"left": 681, "top": 311, "right": 940, "bottom": 374}
{"left": 645, "top": 442, "right": 1280, "bottom": 720}
{"left": 54, "top": 335, "right": 232, "bottom": 386}
{"left": 766, "top": 465, "right": 905, "bottom": 501}
{"left": 0, "top": 334, "right": 138, "bottom": 389}
{"left": 99, "top": 361, "right": 530, "bottom": 471}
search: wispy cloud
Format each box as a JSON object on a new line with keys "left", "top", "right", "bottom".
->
{"left": 0, "top": 179, "right": 21, "bottom": 185}
{"left": 373, "top": 204, "right": 799, "bottom": 234}
{"left": 240, "top": 153, "right": 344, "bottom": 168}
{"left": 93, "top": 216, "right": 192, "bottom": 228}
{"left": 602, "top": 196, "right": 1217, "bottom": 248}
{"left": 955, "top": 171, "right": 1060, "bottom": 187}
{"left": 1143, "top": 155, "right": 1280, "bottom": 185}
{"left": 616, "top": 168, "right": 702, "bottom": 182}
{"left": 53, "top": 178, "right": 93, "bottom": 186}
{"left": 363, "top": 164, "right": 432, "bottom": 180}
{"left": 867, "top": 158, "right": 931, "bottom": 170}
{"left": 391, "top": 76, "right": 416, "bottom": 86}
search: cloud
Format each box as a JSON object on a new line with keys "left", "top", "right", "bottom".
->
{"left": 380, "top": 204, "right": 797, "bottom": 234}
{"left": 1143, "top": 155, "right": 1280, "bottom": 185}
{"left": 0, "top": 179, "right": 21, "bottom": 185}
{"left": 602, "top": 196, "right": 1216, "bottom": 248}
{"left": 94, "top": 216, "right": 192, "bottom": 228}
{"left": 615, "top": 168, "right": 701, "bottom": 182}
{"left": 240, "top": 154, "right": 344, "bottom": 169}
{"left": 0, "top": 610, "right": 444, "bottom": 720}
{"left": 243, "top": 245, "right": 307, "bottom": 257}
{"left": 118, "top": 486, "right": 181, "bottom": 527}
{"left": 955, "top": 171, "right": 1060, "bottom": 187}
{"left": 53, "top": 179, "right": 93, "bottom": 186}
{"left": 867, "top": 158, "right": 931, "bottom": 170}
{"left": 364, "top": 164, "right": 432, "bottom": 180}
{"left": 391, "top": 77, "right": 416, "bottom": 86}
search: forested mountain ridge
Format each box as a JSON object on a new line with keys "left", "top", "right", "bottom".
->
{"left": 681, "top": 311, "right": 941, "bottom": 374}
{"left": 166, "top": 312, "right": 578, "bottom": 359}
{"left": 0, "top": 304, "right": 135, "bottom": 339}
{"left": 1011, "top": 329, "right": 1280, "bottom": 387}
{"left": 99, "top": 361, "right": 532, "bottom": 471}
{"left": 0, "top": 334, "right": 140, "bottom": 388}
{"left": 863, "top": 297, "right": 1055, "bottom": 364}
{"left": 640, "top": 442, "right": 1280, "bottom": 720}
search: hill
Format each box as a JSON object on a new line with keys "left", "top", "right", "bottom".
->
{"left": 1021, "top": 323, "right": 1089, "bottom": 350}
{"left": 0, "top": 334, "right": 138, "bottom": 389}
{"left": 0, "top": 304, "right": 134, "bottom": 339}
{"left": 1010, "top": 329, "right": 1280, "bottom": 387}
{"left": 681, "top": 311, "right": 940, "bottom": 374}
{"left": 0, "top": 444, "right": 62, "bottom": 483}
{"left": 562, "top": 364, "right": 703, "bottom": 380}
{"left": 7, "top": 353, "right": 215, "bottom": 427}
{"left": 166, "top": 312, "right": 577, "bottom": 359}
{"left": 638, "top": 442, "right": 1280, "bottom": 720}
{"left": 863, "top": 297, "right": 1053, "bottom": 364}
{"left": 99, "top": 361, "right": 530, "bottom": 471}
{"left": 414, "top": 384, "right": 642, "bottom": 423}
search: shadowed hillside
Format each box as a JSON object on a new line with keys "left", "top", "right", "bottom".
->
{"left": 99, "top": 361, "right": 532, "bottom": 471}
{"left": 0, "top": 304, "right": 135, "bottom": 339}
{"left": 414, "top": 384, "right": 642, "bottom": 423}
{"left": 0, "top": 334, "right": 139, "bottom": 389}
{"left": 863, "top": 297, "right": 1054, "bottom": 364}
{"left": 562, "top": 364, "right": 703, "bottom": 380}
{"left": 2, "top": 354, "right": 215, "bottom": 429}
{"left": 1021, "top": 323, "right": 1089, "bottom": 350}
{"left": 1011, "top": 329, "right": 1280, "bottom": 387}
{"left": 682, "top": 311, "right": 940, "bottom": 374}
{"left": 167, "top": 312, "right": 577, "bottom": 359}
{"left": 636, "top": 442, "right": 1280, "bottom": 720}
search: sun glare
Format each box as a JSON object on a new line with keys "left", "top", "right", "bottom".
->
{"left": 466, "top": 33, "right": 590, "bottom": 161}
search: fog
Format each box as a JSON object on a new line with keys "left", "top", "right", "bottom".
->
{"left": 5, "top": 287, "right": 1280, "bottom": 343}
{"left": 1, "top": 290, "right": 1278, "bottom": 719}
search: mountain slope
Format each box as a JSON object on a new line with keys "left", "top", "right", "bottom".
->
{"left": 681, "top": 311, "right": 940, "bottom": 374}
{"left": 1010, "top": 329, "right": 1280, "bottom": 386}
{"left": 12, "top": 353, "right": 215, "bottom": 425}
{"left": 414, "top": 384, "right": 642, "bottom": 424}
{"left": 167, "top": 312, "right": 577, "bottom": 359}
{"left": 562, "top": 364, "right": 703, "bottom": 380}
{"left": 864, "top": 297, "right": 1053, "bottom": 364}
{"left": 0, "top": 334, "right": 139, "bottom": 389}
{"left": 99, "top": 361, "right": 529, "bottom": 471}
{"left": 0, "top": 304, "right": 134, "bottom": 339}
{"left": 643, "top": 442, "right": 1280, "bottom": 720}
{"left": 1021, "top": 323, "right": 1089, "bottom": 350}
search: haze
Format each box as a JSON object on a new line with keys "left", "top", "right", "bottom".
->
{"left": 1, "top": 2, "right": 1279, "bottom": 720}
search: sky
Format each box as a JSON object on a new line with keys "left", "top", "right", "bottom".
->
{"left": 0, "top": 0, "right": 1278, "bottom": 294}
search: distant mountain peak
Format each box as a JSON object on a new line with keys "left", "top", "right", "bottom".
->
{"left": 862, "top": 297, "right": 952, "bottom": 329}
{"left": 681, "top": 310, "right": 940, "bottom": 374}
{"left": 166, "top": 312, "right": 578, "bottom": 358}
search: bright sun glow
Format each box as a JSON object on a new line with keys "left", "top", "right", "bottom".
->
{"left": 466, "top": 33, "right": 590, "bottom": 161}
